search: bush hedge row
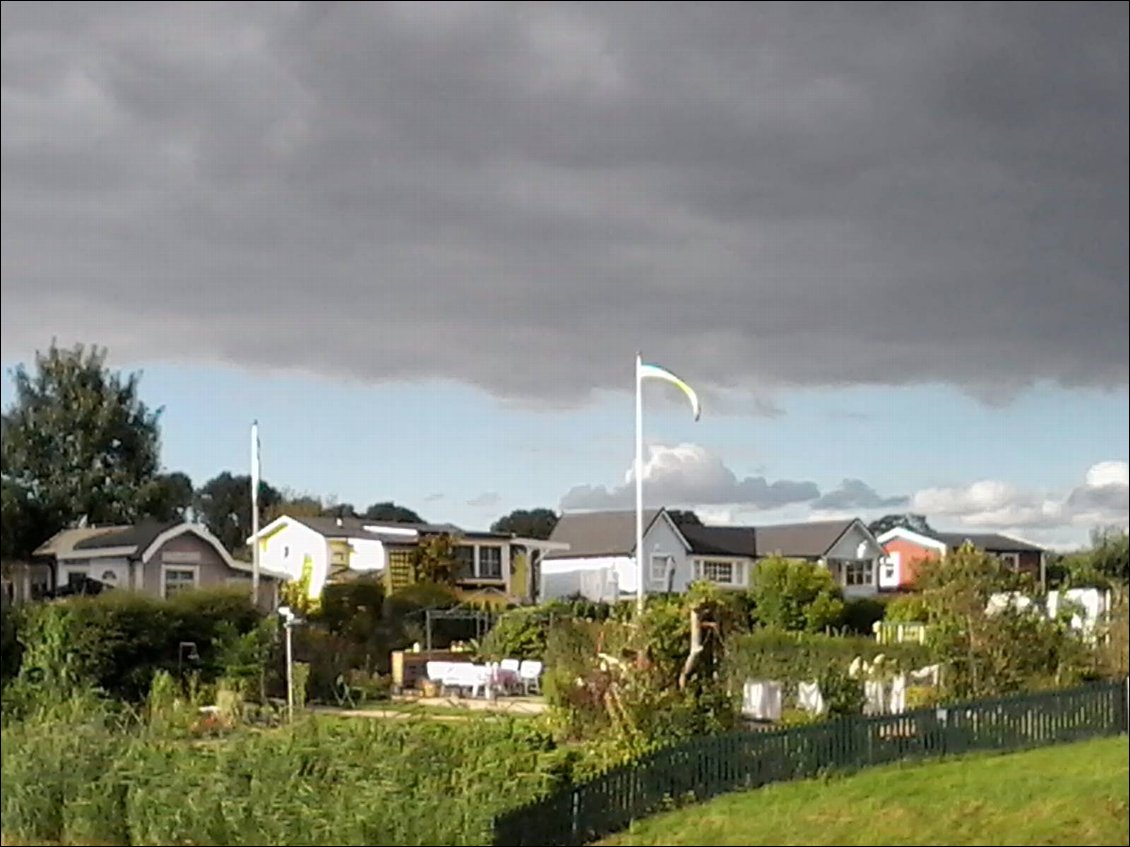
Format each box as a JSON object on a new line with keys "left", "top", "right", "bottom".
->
{"left": 0, "top": 697, "right": 566, "bottom": 846}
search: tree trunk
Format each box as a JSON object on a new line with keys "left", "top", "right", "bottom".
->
{"left": 678, "top": 607, "right": 704, "bottom": 690}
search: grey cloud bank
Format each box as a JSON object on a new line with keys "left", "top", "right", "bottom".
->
{"left": 2, "top": 2, "right": 1127, "bottom": 403}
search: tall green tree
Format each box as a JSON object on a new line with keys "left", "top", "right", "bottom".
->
{"left": 1, "top": 343, "right": 163, "bottom": 556}
{"left": 138, "top": 471, "right": 194, "bottom": 523}
{"left": 362, "top": 501, "right": 423, "bottom": 523}
{"left": 195, "top": 472, "right": 281, "bottom": 554}
{"left": 490, "top": 507, "right": 558, "bottom": 539}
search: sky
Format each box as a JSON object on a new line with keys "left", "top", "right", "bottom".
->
{"left": 2, "top": 2, "right": 1127, "bottom": 550}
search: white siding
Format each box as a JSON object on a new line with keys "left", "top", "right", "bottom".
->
{"left": 347, "top": 537, "right": 387, "bottom": 572}
{"left": 540, "top": 556, "right": 629, "bottom": 603}
{"left": 826, "top": 521, "right": 882, "bottom": 597}
{"left": 637, "top": 516, "right": 692, "bottom": 594}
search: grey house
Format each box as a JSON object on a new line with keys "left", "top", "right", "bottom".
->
{"left": 32, "top": 520, "right": 267, "bottom": 600}
{"left": 540, "top": 509, "right": 882, "bottom": 602}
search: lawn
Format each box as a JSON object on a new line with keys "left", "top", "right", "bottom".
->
{"left": 599, "top": 737, "right": 1130, "bottom": 846}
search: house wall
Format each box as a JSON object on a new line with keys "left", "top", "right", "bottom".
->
{"left": 257, "top": 519, "right": 331, "bottom": 594}
{"left": 540, "top": 556, "right": 629, "bottom": 603}
{"left": 141, "top": 533, "right": 240, "bottom": 598}
{"left": 880, "top": 538, "right": 941, "bottom": 589}
{"left": 636, "top": 517, "right": 691, "bottom": 595}
{"left": 826, "top": 522, "right": 882, "bottom": 597}
{"left": 56, "top": 556, "right": 132, "bottom": 589}
{"left": 988, "top": 549, "right": 1042, "bottom": 583}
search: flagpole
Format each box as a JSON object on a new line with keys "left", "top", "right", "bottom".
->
{"left": 635, "top": 352, "right": 645, "bottom": 616}
{"left": 251, "top": 420, "right": 260, "bottom": 606}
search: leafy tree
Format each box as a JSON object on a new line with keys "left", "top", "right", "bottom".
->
{"left": 264, "top": 490, "right": 325, "bottom": 522}
{"left": 747, "top": 556, "right": 845, "bottom": 633}
{"left": 195, "top": 472, "right": 281, "bottom": 554}
{"left": 1, "top": 478, "right": 55, "bottom": 561}
{"left": 138, "top": 471, "right": 194, "bottom": 522}
{"left": 490, "top": 508, "right": 558, "bottom": 539}
{"left": 362, "top": 501, "right": 424, "bottom": 524}
{"left": 918, "top": 543, "right": 1088, "bottom": 698}
{"left": 411, "top": 534, "right": 456, "bottom": 584}
{"left": 1, "top": 343, "right": 162, "bottom": 549}
{"left": 666, "top": 510, "right": 702, "bottom": 528}
{"left": 868, "top": 513, "right": 935, "bottom": 537}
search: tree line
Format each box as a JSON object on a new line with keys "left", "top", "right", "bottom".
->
{"left": 1, "top": 342, "right": 560, "bottom": 561}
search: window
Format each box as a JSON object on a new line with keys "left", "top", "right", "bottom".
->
{"left": 650, "top": 554, "right": 672, "bottom": 584}
{"left": 695, "top": 559, "right": 737, "bottom": 585}
{"left": 477, "top": 546, "right": 503, "bottom": 580}
{"left": 844, "top": 560, "right": 874, "bottom": 587}
{"left": 996, "top": 552, "right": 1020, "bottom": 570}
{"left": 65, "top": 569, "right": 89, "bottom": 587}
{"left": 454, "top": 545, "right": 475, "bottom": 579}
{"left": 163, "top": 567, "right": 198, "bottom": 598}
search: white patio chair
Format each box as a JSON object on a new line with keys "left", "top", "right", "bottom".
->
{"left": 518, "top": 660, "right": 543, "bottom": 695}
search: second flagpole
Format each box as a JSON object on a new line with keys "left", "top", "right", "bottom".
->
{"left": 635, "top": 352, "right": 645, "bottom": 616}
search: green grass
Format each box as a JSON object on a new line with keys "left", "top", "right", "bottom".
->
{"left": 600, "top": 737, "right": 1130, "bottom": 846}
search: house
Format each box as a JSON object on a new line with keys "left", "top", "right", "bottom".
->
{"left": 876, "top": 526, "right": 1047, "bottom": 590}
{"left": 30, "top": 520, "right": 275, "bottom": 601}
{"left": 540, "top": 510, "right": 882, "bottom": 602}
{"left": 249, "top": 514, "right": 568, "bottom": 605}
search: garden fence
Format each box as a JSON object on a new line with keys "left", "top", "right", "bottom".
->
{"left": 492, "top": 678, "right": 1129, "bottom": 846}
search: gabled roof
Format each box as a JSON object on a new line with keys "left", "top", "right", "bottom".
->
{"left": 877, "top": 525, "right": 1045, "bottom": 554}
{"left": 545, "top": 509, "right": 666, "bottom": 559}
{"left": 34, "top": 521, "right": 243, "bottom": 572}
{"left": 34, "top": 526, "right": 130, "bottom": 558}
{"left": 933, "top": 531, "right": 1045, "bottom": 553}
{"left": 752, "top": 519, "right": 857, "bottom": 559}
{"left": 680, "top": 525, "right": 756, "bottom": 557}
{"left": 72, "top": 519, "right": 182, "bottom": 553}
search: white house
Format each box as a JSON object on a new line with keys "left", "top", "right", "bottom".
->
{"left": 250, "top": 514, "right": 567, "bottom": 603}
{"left": 541, "top": 510, "right": 881, "bottom": 602}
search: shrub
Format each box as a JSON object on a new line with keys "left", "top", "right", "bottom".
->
{"left": 885, "top": 593, "right": 929, "bottom": 623}
{"left": 840, "top": 596, "right": 887, "bottom": 635}
{"left": 748, "top": 556, "right": 845, "bottom": 632}
{"left": 724, "top": 629, "right": 931, "bottom": 706}
{"left": 15, "top": 587, "right": 265, "bottom": 701}
{"left": 2, "top": 700, "right": 569, "bottom": 847}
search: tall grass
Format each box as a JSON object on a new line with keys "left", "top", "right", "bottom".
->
{"left": 1, "top": 693, "right": 565, "bottom": 846}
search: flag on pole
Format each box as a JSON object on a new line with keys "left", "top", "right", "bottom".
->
{"left": 639, "top": 361, "right": 701, "bottom": 421}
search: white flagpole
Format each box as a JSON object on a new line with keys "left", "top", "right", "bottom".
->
{"left": 251, "top": 420, "right": 260, "bottom": 606}
{"left": 635, "top": 352, "right": 645, "bottom": 616}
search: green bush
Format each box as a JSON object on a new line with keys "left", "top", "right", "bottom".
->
{"left": 1, "top": 696, "right": 570, "bottom": 846}
{"left": 725, "top": 629, "right": 930, "bottom": 694}
{"left": 748, "top": 556, "right": 845, "bottom": 632}
{"left": 885, "top": 593, "right": 929, "bottom": 623}
{"left": 1, "top": 602, "right": 22, "bottom": 685}
{"left": 840, "top": 596, "right": 888, "bottom": 634}
{"left": 14, "top": 587, "right": 266, "bottom": 701}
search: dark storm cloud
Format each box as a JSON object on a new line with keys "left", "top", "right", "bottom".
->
{"left": 3, "top": 2, "right": 1127, "bottom": 402}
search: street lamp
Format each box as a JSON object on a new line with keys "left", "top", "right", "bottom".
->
{"left": 278, "top": 605, "right": 305, "bottom": 723}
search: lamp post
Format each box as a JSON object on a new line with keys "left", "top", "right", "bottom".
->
{"left": 278, "top": 605, "right": 304, "bottom": 723}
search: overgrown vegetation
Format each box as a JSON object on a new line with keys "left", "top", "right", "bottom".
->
{"left": 0, "top": 692, "right": 569, "bottom": 846}
{"left": 6, "top": 587, "right": 265, "bottom": 704}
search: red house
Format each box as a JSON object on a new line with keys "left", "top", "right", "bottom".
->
{"left": 875, "top": 526, "right": 1047, "bottom": 591}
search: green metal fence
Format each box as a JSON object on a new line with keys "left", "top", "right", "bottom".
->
{"left": 492, "top": 678, "right": 1129, "bottom": 846}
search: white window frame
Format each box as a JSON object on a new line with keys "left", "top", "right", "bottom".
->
{"left": 650, "top": 553, "right": 672, "bottom": 584}
{"left": 996, "top": 552, "right": 1020, "bottom": 570}
{"left": 475, "top": 545, "right": 504, "bottom": 580}
{"left": 693, "top": 557, "right": 744, "bottom": 587}
{"left": 161, "top": 564, "right": 200, "bottom": 599}
{"left": 843, "top": 559, "right": 874, "bottom": 587}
